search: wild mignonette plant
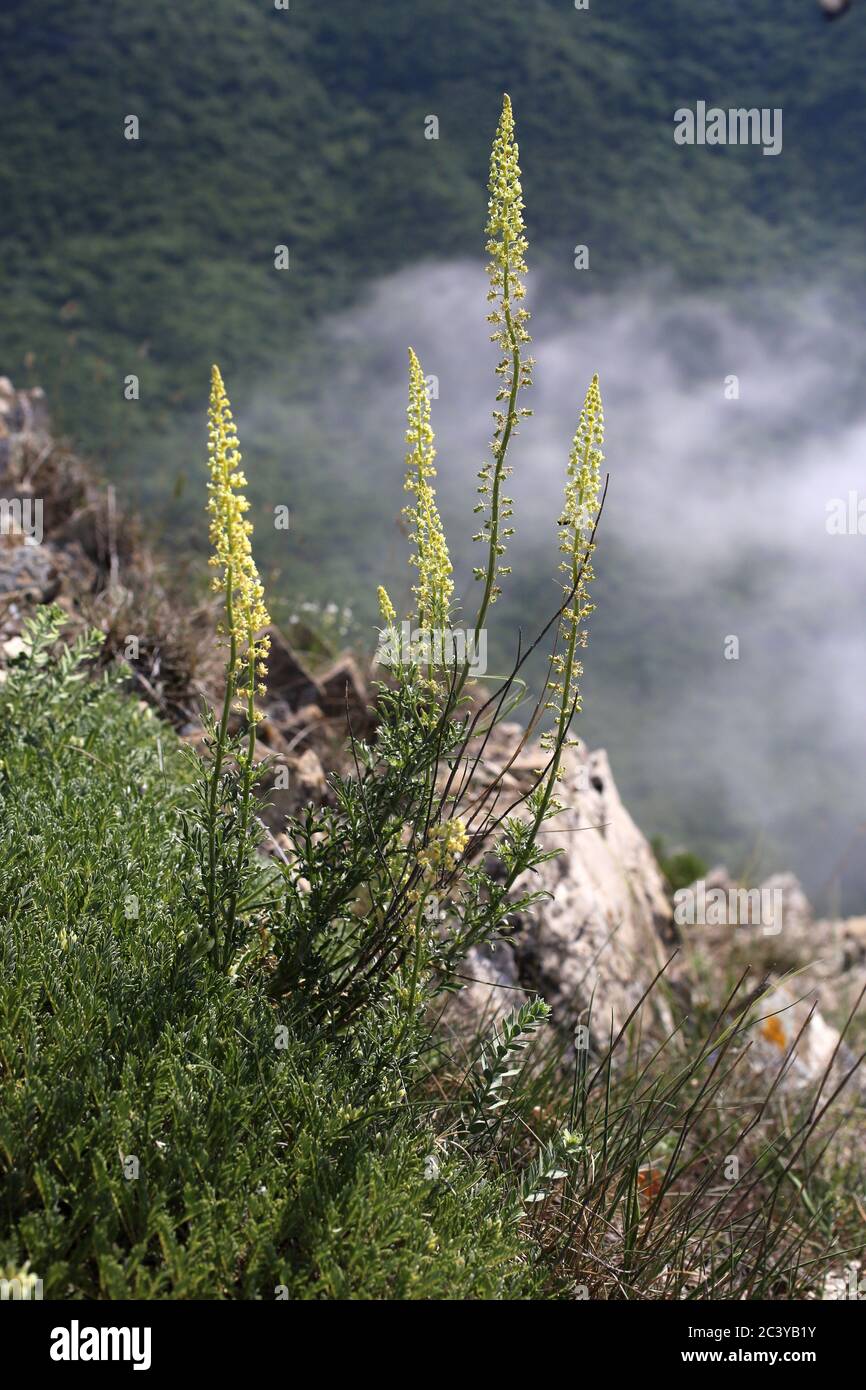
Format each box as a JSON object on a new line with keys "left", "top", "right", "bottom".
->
{"left": 402, "top": 346, "right": 454, "bottom": 637}
{"left": 169, "top": 93, "right": 608, "bottom": 1226}
{"left": 172, "top": 98, "right": 603, "bottom": 1022}
{"left": 266, "top": 94, "right": 606, "bottom": 1063}
{"left": 474, "top": 91, "right": 533, "bottom": 619}
{"left": 179, "top": 365, "right": 273, "bottom": 971}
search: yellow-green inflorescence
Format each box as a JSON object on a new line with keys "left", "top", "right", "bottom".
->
{"left": 402, "top": 347, "right": 454, "bottom": 632}
{"left": 207, "top": 364, "right": 270, "bottom": 709}
{"left": 377, "top": 584, "right": 396, "bottom": 626}
{"left": 473, "top": 92, "right": 533, "bottom": 605}
{"left": 407, "top": 816, "right": 468, "bottom": 908}
{"left": 418, "top": 815, "right": 467, "bottom": 882}
{"left": 542, "top": 373, "right": 604, "bottom": 754}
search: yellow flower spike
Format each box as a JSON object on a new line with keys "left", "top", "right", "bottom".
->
{"left": 199, "top": 367, "right": 273, "bottom": 973}
{"left": 485, "top": 94, "right": 530, "bottom": 330}
{"left": 402, "top": 347, "right": 454, "bottom": 633}
{"left": 377, "top": 585, "right": 396, "bottom": 626}
{"left": 542, "top": 374, "right": 604, "bottom": 752}
{"left": 473, "top": 93, "right": 532, "bottom": 614}
{"left": 407, "top": 817, "right": 468, "bottom": 905}
{"left": 207, "top": 365, "right": 271, "bottom": 695}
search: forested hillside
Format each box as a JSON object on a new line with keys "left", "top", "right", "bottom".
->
{"left": 1, "top": 0, "right": 863, "bottom": 458}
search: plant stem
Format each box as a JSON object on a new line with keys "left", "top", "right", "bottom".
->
{"left": 397, "top": 898, "right": 427, "bottom": 1050}
{"left": 223, "top": 637, "right": 258, "bottom": 968}
{"left": 451, "top": 249, "right": 522, "bottom": 714}
{"left": 474, "top": 255, "right": 521, "bottom": 644}
{"left": 523, "top": 427, "right": 594, "bottom": 849}
{"left": 205, "top": 570, "right": 237, "bottom": 949}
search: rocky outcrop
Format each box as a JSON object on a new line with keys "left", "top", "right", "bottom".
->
{"left": 672, "top": 865, "right": 866, "bottom": 1097}
{"left": 448, "top": 730, "right": 863, "bottom": 1103}
{"left": 448, "top": 727, "right": 678, "bottom": 1045}
{"left": 263, "top": 624, "right": 321, "bottom": 710}
{"left": 0, "top": 376, "right": 212, "bottom": 719}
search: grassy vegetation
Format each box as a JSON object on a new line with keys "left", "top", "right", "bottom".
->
{"left": 0, "top": 611, "right": 551, "bottom": 1299}
{"left": 0, "top": 611, "right": 860, "bottom": 1299}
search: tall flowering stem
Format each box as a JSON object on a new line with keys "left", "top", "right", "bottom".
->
{"left": 472, "top": 93, "right": 532, "bottom": 637}
{"left": 533, "top": 375, "right": 604, "bottom": 827}
{"left": 204, "top": 364, "right": 270, "bottom": 967}
{"left": 402, "top": 347, "right": 454, "bottom": 634}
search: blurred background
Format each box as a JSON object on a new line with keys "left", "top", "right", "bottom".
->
{"left": 2, "top": 0, "right": 865, "bottom": 908}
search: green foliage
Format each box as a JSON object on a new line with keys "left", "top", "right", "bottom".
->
{"left": 466, "top": 999, "right": 553, "bottom": 1149}
{"left": 516, "top": 1130, "right": 589, "bottom": 1210}
{"left": 0, "top": 618, "right": 551, "bottom": 1298}
{"left": 652, "top": 836, "right": 710, "bottom": 895}
{"left": 0, "top": 617, "right": 860, "bottom": 1299}
{"left": 265, "top": 668, "right": 559, "bottom": 1030}
{"left": 516, "top": 975, "right": 864, "bottom": 1299}
{"left": 177, "top": 703, "right": 273, "bottom": 971}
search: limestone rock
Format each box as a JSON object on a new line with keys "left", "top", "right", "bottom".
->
{"left": 259, "top": 745, "right": 330, "bottom": 831}
{"left": 679, "top": 867, "right": 866, "bottom": 1094}
{"left": 446, "top": 728, "right": 676, "bottom": 1044}
{"left": 510, "top": 744, "right": 676, "bottom": 1039}
{"left": 0, "top": 537, "right": 58, "bottom": 601}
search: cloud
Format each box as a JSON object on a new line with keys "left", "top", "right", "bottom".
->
{"left": 254, "top": 261, "right": 866, "bottom": 910}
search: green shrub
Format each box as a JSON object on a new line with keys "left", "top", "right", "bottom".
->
{"left": 0, "top": 609, "right": 553, "bottom": 1298}
{"left": 651, "top": 836, "right": 710, "bottom": 895}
